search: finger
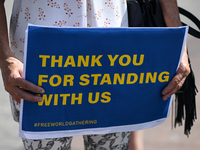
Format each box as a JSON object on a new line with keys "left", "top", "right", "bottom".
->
{"left": 162, "top": 71, "right": 184, "bottom": 95}
{"left": 14, "top": 77, "right": 45, "bottom": 94}
{"left": 162, "top": 79, "right": 179, "bottom": 97}
{"left": 11, "top": 86, "right": 43, "bottom": 102}
{"left": 10, "top": 94, "right": 21, "bottom": 103}
{"left": 162, "top": 87, "right": 177, "bottom": 101}
{"left": 162, "top": 77, "right": 186, "bottom": 100}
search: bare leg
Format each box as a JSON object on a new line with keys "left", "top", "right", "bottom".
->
{"left": 128, "top": 131, "right": 143, "bottom": 150}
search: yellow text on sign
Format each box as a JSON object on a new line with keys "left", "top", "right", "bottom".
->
{"left": 37, "top": 92, "right": 111, "bottom": 106}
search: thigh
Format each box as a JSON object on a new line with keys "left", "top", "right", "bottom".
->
{"left": 22, "top": 137, "right": 73, "bottom": 150}
{"left": 83, "top": 132, "right": 131, "bottom": 150}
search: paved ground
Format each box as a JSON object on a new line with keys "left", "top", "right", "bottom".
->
{"left": 0, "top": 0, "right": 200, "bottom": 150}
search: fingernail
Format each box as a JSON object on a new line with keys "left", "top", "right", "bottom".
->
{"left": 37, "top": 97, "right": 43, "bottom": 102}
{"left": 40, "top": 89, "right": 45, "bottom": 93}
{"left": 162, "top": 97, "right": 167, "bottom": 101}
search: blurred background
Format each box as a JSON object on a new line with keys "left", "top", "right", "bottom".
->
{"left": 1, "top": 0, "right": 200, "bottom": 149}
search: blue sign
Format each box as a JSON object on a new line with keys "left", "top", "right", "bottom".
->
{"left": 20, "top": 25, "right": 188, "bottom": 139}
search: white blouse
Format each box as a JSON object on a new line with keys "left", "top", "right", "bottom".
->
{"left": 10, "top": 0, "right": 128, "bottom": 62}
{"left": 9, "top": 0, "right": 128, "bottom": 122}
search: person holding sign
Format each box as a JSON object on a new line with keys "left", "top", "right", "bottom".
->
{"left": 128, "top": 1, "right": 190, "bottom": 149}
{"left": 0, "top": 0, "right": 190, "bottom": 150}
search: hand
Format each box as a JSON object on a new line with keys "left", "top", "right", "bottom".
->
{"left": 0, "top": 56, "right": 45, "bottom": 103}
{"left": 162, "top": 48, "right": 190, "bottom": 100}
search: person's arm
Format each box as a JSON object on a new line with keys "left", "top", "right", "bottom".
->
{"left": 0, "top": 0, "right": 44, "bottom": 103}
{"left": 159, "top": 0, "right": 190, "bottom": 100}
